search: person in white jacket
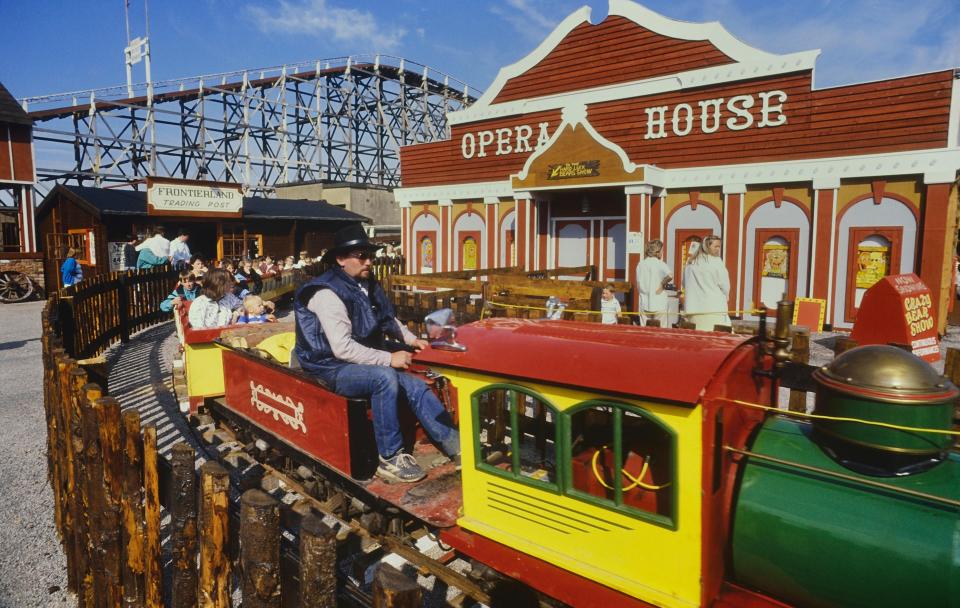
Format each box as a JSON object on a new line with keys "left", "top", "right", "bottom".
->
{"left": 682, "top": 235, "right": 730, "bottom": 331}
{"left": 635, "top": 240, "right": 673, "bottom": 326}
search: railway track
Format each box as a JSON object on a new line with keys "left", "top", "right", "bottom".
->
{"left": 184, "top": 405, "right": 497, "bottom": 608}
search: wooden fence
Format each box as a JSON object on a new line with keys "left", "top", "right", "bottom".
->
{"left": 41, "top": 300, "right": 427, "bottom": 607}
{"left": 385, "top": 265, "right": 636, "bottom": 333}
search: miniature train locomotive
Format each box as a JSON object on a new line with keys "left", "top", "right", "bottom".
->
{"left": 180, "top": 304, "right": 960, "bottom": 608}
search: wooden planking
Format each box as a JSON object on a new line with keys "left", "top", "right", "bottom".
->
{"left": 400, "top": 70, "right": 953, "bottom": 187}
{"left": 493, "top": 17, "right": 734, "bottom": 103}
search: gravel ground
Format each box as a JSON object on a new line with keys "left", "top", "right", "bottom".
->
{"left": 0, "top": 300, "right": 71, "bottom": 607}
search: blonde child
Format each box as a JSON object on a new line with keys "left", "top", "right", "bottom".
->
{"left": 234, "top": 294, "right": 277, "bottom": 324}
{"left": 600, "top": 285, "right": 622, "bottom": 325}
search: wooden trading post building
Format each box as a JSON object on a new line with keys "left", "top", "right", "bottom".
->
{"left": 36, "top": 180, "right": 368, "bottom": 289}
{"left": 395, "top": 0, "right": 960, "bottom": 331}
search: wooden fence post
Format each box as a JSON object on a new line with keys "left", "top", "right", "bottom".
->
{"left": 58, "top": 296, "right": 77, "bottom": 356}
{"left": 81, "top": 383, "right": 104, "bottom": 607}
{"left": 118, "top": 272, "right": 131, "bottom": 344}
{"left": 298, "top": 513, "right": 337, "bottom": 608}
{"left": 372, "top": 564, "right": 422, "bottom": 608}
{"left": 833, "top": 336, "right": 858, "bottom": 357}
{"left": 142, "top": 426, "right": 163, "bottom": 608}
{"left": 170, "top": 442, "right": 199, "bottom": 608}
{"left": 95, "top": 396, "right": 124, "bottom": 607}
{"left": 121, "top": 409, "right": 146, "bottom": 608}
{"left": 68, "top": 367, "right": 92, "bottom": 606}
{"left": 55, "top": 355, "right": 78, "bottom": 593}
{"left": 788, "top": 326, "right": 811, "bottom": 413}
{"left": 240, "top": 489, "right": 281, "bottom": 608}
{"left": 199, "top": 461, "right": 232, "bottom": 608}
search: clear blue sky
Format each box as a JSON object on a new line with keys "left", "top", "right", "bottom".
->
{"left": 2, "top": 0, "right": 958, "bottom": 100}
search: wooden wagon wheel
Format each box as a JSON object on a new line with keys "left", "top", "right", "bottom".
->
{"left": 0, "top": 271, "right": 35, "bottom": 303}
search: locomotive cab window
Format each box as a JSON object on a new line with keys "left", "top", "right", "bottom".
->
{"left": 474, "top": 386, "right": 557, "bottom": 487}
{"left": 567, "top": 402, "right": 675, "bottom": 526}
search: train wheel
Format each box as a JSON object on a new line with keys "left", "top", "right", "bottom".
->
{"left": 0, "top": 271, "right": 35, "bottom": 303}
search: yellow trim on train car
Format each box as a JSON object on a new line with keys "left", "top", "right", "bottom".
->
{"left": 184, "top": 342, "right": 227, "bottom": 401}
{"left": 443, "top": 368, "right": 703, "bottom": 608}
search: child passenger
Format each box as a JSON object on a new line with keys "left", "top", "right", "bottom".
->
{"left": 234, "top": 295, "right": 277, "bottom": 324}
{"left": 160, "top": 271, "right": 201, "bottom": 312}
{"left": 600, "top": 285, "right": 622, "bottom": 325}
{"left": 187, "top": 268, "right": 242, "bottom": 328}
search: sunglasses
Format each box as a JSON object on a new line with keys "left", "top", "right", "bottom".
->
{"left": 346, "top": 251, "right": 374, "bottom": 261}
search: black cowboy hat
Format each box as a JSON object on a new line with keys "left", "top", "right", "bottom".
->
{"left": 321, "top": 224, "right": 383, "bottom": 264}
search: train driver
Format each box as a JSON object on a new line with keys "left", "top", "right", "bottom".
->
{"left": 292, "top": 225, "right": 461, "bottom": 483}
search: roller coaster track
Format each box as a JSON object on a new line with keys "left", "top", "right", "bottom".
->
{"left": 21, "top": 55, "right": 478, "bottom": 196}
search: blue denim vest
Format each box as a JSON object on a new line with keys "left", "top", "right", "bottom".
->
{"left": 293, "top": 267, "right": 401, "bottom": 381}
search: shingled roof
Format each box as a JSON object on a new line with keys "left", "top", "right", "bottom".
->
{"left": 0, "top": 83, "right": 31, "bottom": 127}
{"left": 37, "top": 184, "right": 370, "bottom": 223}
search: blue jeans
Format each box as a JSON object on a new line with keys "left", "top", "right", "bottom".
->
{"left": 330, "top": 364, "right": 457, "bottom": 459}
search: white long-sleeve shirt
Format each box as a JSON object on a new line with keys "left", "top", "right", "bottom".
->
{"left": 307, "top": 288, "right": 417, "bottom": 366}
{"left": 136, "top": 234, "right": 170, "bottom": 259}
{"left": 169, "top": 238, "right": 191, "bottom": 267}
{"left": 683, "top": 256, "right": 730, "bottom": 315}
{"left": 636, "top": 257, "right": 672, "bottom": 313}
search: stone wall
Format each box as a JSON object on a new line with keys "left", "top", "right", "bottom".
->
{"left": 0, "top": 255, "right": 46, "bottom": 295}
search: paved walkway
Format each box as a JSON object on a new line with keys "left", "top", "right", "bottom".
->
{"left": 0, "top": 300, "right": 70, "bottom": 607}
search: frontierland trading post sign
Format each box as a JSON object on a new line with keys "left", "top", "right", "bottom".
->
{"left": 146, "top": 177, "right": 243, "bottom": 218}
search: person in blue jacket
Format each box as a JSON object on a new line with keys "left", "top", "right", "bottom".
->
{"left": 60, "top": 248, "right": 83, "bottom": 287}
{"left": 159, "top": 270, "right": 201, "bottom": 312}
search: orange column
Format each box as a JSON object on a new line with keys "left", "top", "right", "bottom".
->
{"left": 400, "top": 205, "right": 410, "bottom": 273}
{"left": 439, "top": 200, "right": 451, "bottom": 273}
{"left": 919, "top": 182, "right": 957, "bottom": 333}
{"left": 515, "top": 194, "right": 530, "bottom": 270}
{"left": 625, "top": 186, "right": 648, "bottom": 312}
{"left": 722, "top": 184, "right": 745, "bottom": 311}
{"left": 810, "top": 185, "right": 837, "bottom": 302}
{"left": 537, "top": 200, "right": 549, "bottom": 272}
{"left": 485, "top": 197, "right": 498, "bottom": 269}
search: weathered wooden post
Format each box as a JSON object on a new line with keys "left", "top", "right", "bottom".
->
{"left": 240, "top": 489, "right": 281, "bottom": 608}
{"left": 788, "top": 326, "right": 811, "bottom": 413}
{"left": 645, "top": 319, "right": 661, "bottom": 327}
{"left": 68, "top": 367, "right": 93, "bottom": 606}
{"left": 298, "top": 513, "right": 337, "bottom": 608}
{"left": 55, "top": 355, "right": 78, "bottom": 592}
{"left": 118, "top": 272, "right": 131, "bottom": 344}
{"left": 170, "top": 442, "right": 199, "bottom": 608}
{"left": 81, "top": 383, "right": 104, "bottom": 606}
{"left": 121, "top": 409, "right": 146, "bottom": 608}
{"left": 142, "top": 426, "right": 162, "bottom": 608}
{"left": 48, "top": 349, "right": 66, "bottom": 542}
{"left": 58, "top": 295, "right": 77, "bottom": 356}
{"left": 199, "top": 461, "right": 231, "bottom": 608}
{"left": 96, "top": 396, "right": 124, "bottom": 607}
{"left": 372, "top": 564, "right": 422, "bottom": 608}
{"left": 833, "top": 336, "right": 858, "bottom": 357}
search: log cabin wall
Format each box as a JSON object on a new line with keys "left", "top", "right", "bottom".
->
{"left": 395, "top": 0, "right": 960, "bottom": 332}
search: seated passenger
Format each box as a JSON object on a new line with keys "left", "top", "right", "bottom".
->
{"left": 236, "top": 295, "right": 277, "bottom": 324}
{"left": 160, "top": 270, "right": 201, "bottom": 313}
{"left": 235, "top": 258, "right": 263, "bottom": 295}
{"left": 294, "top": 225, "right": 460, "bottom": 483}
{"left": 188, "top": 268, "right": 243, "bottom": 328}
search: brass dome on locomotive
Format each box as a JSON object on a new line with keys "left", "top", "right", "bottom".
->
{"left": 812, "top": 345, "right": 958, "bottom": 455}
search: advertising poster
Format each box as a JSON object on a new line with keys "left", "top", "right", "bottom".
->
{"left": 856, "top": 245, "right": 888, "bottom": 288}
{"left": 761, "top": 242, "right": 789, "bottom": 278}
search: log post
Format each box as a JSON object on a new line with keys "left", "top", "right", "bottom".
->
{"left": 170, "top": 442, "right": 199, "bottom": 608}
{"left": 121, "top": 410, "right": 146, "bottom": 608}
{"left": 55, "top": 355, "right": 78, "bottom": 592}
{"left": 96, "top": 396, "right": 124, "bottom": 607}
{"left": 944, "top": 347, "right": 960, "bottom": 386}
{"left": 81, "top": 383, "right": 104, "bottom": 607}
{"left": 68, "top": 367, "right": 92, "bottom": 606}
{"left": 788, "top": 326, "right": 811, "bottom": 413}
{"left": 118, "top": 272, "right": 131, "bottom": 343}
{"left": 199, "top": 461, "right": 231, "bottom": 608}
{"left": 48, "top": 349, "right": 66, "bottom": 543}
{"left": 142, "top": 426, "right": 162, "bottom": 608}
{"left": 645, "top": 319, "right": 661, "bottom": 327}
{"left": 372, "top": 563, "right": 422, "bottom": 608}
{"left": 833, "top": 336, "right": 858, "bottom": 357}
{"left": 240, "top": 489, "right": 281, "bottom": 608}
{"left": 298, "top": 513, "right": 337, "bottom": 608}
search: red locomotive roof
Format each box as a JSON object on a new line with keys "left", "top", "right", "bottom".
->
{"left": 414, "top": 318, "right": 753, "bottom": 404}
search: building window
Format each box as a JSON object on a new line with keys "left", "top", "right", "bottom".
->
{"left": 474, "top": 386, "right": 558, "bottom": 488}
{"left": 219, "top": 231, "right": 263, "bottom": 260}
{"left": 567, "top": 401, "right": 674, "bottom": 525}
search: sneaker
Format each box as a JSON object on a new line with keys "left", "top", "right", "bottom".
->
{"left": 376, "top": 451, "right": 426, "bottom": 483}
